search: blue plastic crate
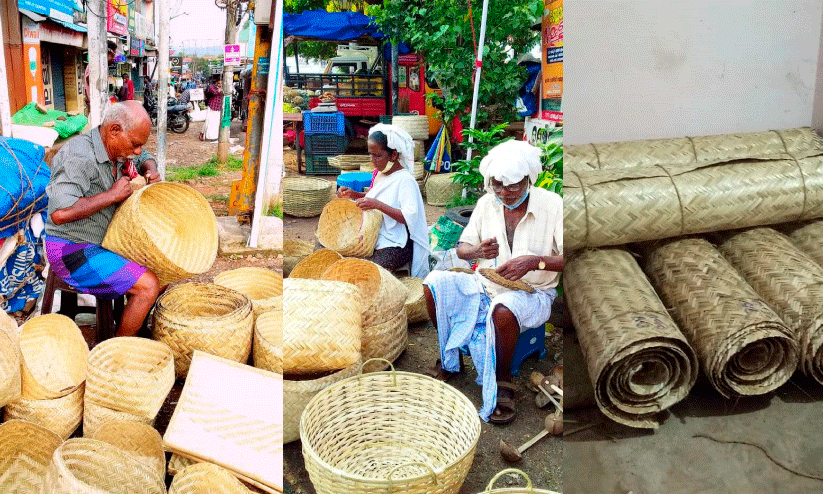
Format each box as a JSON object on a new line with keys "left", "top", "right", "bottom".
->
{"left": 337, "top": 172, "right": 373, "bottom": 193}
{"left": 303, "top": 111, "right": 346, "bottom": 136}
{"left": 305, "top": 133, "right": 348, "bottom": 156}
{"left": 305, "top": 154, "right": 341, "bottom": 176}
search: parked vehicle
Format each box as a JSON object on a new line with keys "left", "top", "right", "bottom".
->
{"left": 143, "top": 92, "right": 190, "bottom": 133}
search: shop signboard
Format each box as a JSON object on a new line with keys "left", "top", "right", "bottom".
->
{"left": 130, "top": 37, "right": 144, "bottom": 57}
{"left": 128, "top": 8, "right": 136, "bottom": 34}
{"left": 18, "top": 0, "right": 75, "bottom": 24}
{"left": 21, "top": 18, "right": 44, "bottom": 105}
{"left": 107, "top": 0, "right": 129, "bottom": 36}
{"left": 224, "top": 44, "right": 242, "bottom": 66}
{"left": 541, "top": 0, "right": 563, "bottom": 120}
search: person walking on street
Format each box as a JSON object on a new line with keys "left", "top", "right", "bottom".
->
{"left": 200, "top": 74, "right": 223, "bottom": 141}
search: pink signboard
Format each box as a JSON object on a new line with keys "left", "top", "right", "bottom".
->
{"left": 106, "top": 0, "right": 128, "bottom": 35}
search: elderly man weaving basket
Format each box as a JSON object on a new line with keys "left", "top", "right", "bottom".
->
{"left": 44, "top": 101, "right": 162, "bottom": 337}
{"left": 423, "top": 140, "right": 563, "bottom": 424}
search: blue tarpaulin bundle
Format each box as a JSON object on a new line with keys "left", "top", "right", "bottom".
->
{"left": 283, "top": 10, "right": 386, "bottom": 40}
{"left": 0, "top": 137, "right": 50, "bottom": 238}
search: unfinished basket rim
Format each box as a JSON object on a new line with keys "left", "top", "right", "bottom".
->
{"left": 321, "top": 258, "right": 382, "bottom": 301}
{"left": 214, "top": 267, "right": 284, "bottom": 302}
{"left": 290, "top": 249, "right": 344, "bottom": 279}
{"left": 19, "top": 313, "right": 88, "bottom": 400}
{"left": 156, "top": 282, "right": 253, "bottom": 321}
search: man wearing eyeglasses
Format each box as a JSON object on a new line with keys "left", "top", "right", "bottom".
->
{"left": 423, "top": 140, "right": 562, "bottom": 425}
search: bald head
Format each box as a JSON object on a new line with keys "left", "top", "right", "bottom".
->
{"left": 100, "top": 101, "right": 151, "bottom": 162}
{"left": 102, "top": 101, "right": 150, "bottom": 134}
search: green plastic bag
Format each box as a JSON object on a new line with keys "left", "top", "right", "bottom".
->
{"left": 12, "top": 103, "right": 88, "bottom": 139}
{"left": 429, "top": 215, "right": 465, "bottom": 252}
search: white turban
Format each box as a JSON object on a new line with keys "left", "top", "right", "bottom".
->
{"left": 368, "top": 123, "right": 415, "bottom": 173}
{"left": 479, "top": 140, "right": 543, "bottom": 192}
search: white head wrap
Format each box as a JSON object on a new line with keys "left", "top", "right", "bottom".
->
{"left": 479, "top": 140, "right": 543, "bottom": 192}
{"left": 368, "top": 123, "right": 415, "bottom": 174}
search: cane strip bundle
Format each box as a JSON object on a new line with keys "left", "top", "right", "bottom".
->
{"left": 718, "top": 227, "right": 823, "bottom": 384}
{"left": 361, "top": 308, "right": 409, "bottom": 373}
{"left": 42, "top": 438, "right": 165, "bottom": 494}
{"left": 426, "top": 173, "right": 462, "bottom": 206}
{"left": 0, "top": 420, "right": 63, "bottom": 493}
{"left": 392, "top": 115, "right": 430, "bottom": 140}
{"left": 283, "top": 239, "right": 315, "bottom": 277}
{"left": 480, "top": 469, "right": 560, "bottom": 494}
{"left": 328, "top": 155, "right": 372, "bottom": 171}
{"left": 153, "top": 283, "right": 254, "bottom": 378}
{"left": 91, "top": 420, "right": 165, "bottom": 479}
{"left": 282, "top": 278, "right": 361, "bottom": 374}
{"left": 254, "top": 306, "right": 283, "bottom": 374}
{"left": 283, "top": 177, "right": 334, "bottom": 218}
{"left": 169, "top": 463, "right": 251, "bottom": 493}
{"left": 321, "top": 258, "right": 408, "bottom": 328}
{"left": 289, "top": 248, "right": 343, "bottom": 280}
{"left": 19, "top": 313, "right": 88, "bottom": 400}
{"left": 102, "top": 182, "right": 218, "bottom": 286}
{"left": 478, "top": 269, "right": 536, "bottom": 294}
{"left": 399, "top": 277, "right": 429, "bottom": 324}
{"left": 316, "top": 199, "right": 383, "bottom": 257}
{"left": 0, "top": 328, "right": 19, "bottom": 407}
{"left": 564, "top": 248, "right": 698, "bottom": 429}
{"left": 642, "top": 238, "right": 798, "bottom": 397}
{"left": 785, "top": 219, "right": 823, "bottom": 269}
{"left": 214, "top": 267, "right": 284, "bottom": 317}
{"left": 4, "top": 384, "right": 83, "bottom": 439}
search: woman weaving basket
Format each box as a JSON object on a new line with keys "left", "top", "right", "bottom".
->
{"left": 337, "top": 124, "right": 431, "bottom": 278}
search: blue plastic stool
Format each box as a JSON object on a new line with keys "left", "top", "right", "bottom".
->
{"left": 510, "top": 323, "right": 548, "bottom": 376}
{"left": 336, "top": 172, "right": 373, "bottom": 193}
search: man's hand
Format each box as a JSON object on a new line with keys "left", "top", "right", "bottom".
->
{"left": 108, "top": 176, "right": 133, "bottom": 203}
{"left": 355, "top": 197, "right": 382, "bottom": 211}
{"left": 495, "top": 255, "right": 535, "bottom": 281}
{"left": 145, "top": 170, "right": 161, "bottom": 184}
{"left": 476, "top": 237, "right": 499, "bottom": 260}
{"left": 337, "top": 186, "right": 357, "bottom": 199}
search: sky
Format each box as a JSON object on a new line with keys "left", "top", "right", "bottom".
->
{"left": 168, "top": 0, "right": 234, "bottom": 51}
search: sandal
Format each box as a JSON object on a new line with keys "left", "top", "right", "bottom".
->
{"left": 490, "top": 381, "right": 518, "bottom": 425}
{"left": 426, "top": 356, "right": 464, "bottom": 381}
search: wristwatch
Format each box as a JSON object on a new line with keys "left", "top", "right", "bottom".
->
{"left": 537, "top": 258, "right": 546, "bottom": 270}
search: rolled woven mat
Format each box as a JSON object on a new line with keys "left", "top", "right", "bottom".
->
{"left": 321, "top": 258, "right": 409, "bottom": 328}
{"left": 82, "top": 400, "right": 155, "bottom": 438}
{"left": 0, "top": 420, "right": 63, "bottom": 492}
{"left": 564, "top": 248, "right": 698, "bottom": 429}
{"left": 169, "top": 462, "right": 251, "bottom": 494}
{"left": 102, "top": 182, "right": 218, "bottom": 286}
{"left": 399, "top": 277, "right": 429, "bottom": 324}
{"left": 0, "top": 328, "right": 19, "bottom": 408}
{"left": 283, "top": 177, "right": 334, "bottom": 218}
{"left": 426, "top": 172, "right": 462, "bottom": 206}
{"left": 718, "top": 227, "right": 823, "bottom": 384}
{"left": 289, "top": 248, "right": 343, "bottom": 279}
{"left": 565, "top": 127, "right": 823, "bottom": 173}
{"left": 785, "top": 218, "right": 823, "bottom": 269}
{"left": 361, "top": 307, "right": 408, "bottom": 373}
{"left": 91, "top": 420, "right": 165, "bottom": 479}
{"left": 254, "top": 308, "right": 282, "bottom": 374}
{"left": 641, "top": 237, "right": 798, "bottom": 397}
{"left": 153, "top": 282, "right": 254, "bottom": 378}
{"left": 283, "top": 239, "right": 314, "bottom": 277}
{"left": 565, "top": 154, "right": 823, "bottom": 251}
{"left": 283, "top": 278, "right": 362, "bottom": 374}
{"left": 4, "top": 383, "right": 83, "bottom": 439}
{"left": 19, "top": 313, "right": 88, "bottom": 400}
{"left": 316, "top": 199, "right": 383, "bottom": 257}
{"left": 214, "top": 267, "right": 284, "bottom": 317}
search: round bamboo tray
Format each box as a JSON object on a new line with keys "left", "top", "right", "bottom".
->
{"left": 153, "top": 282, "right": 254, "bottom": 378}
{"left": 169, "top": 463, "right": 251, "bottom": 494}
{"left": 101, "top": 182, "right": 218, "bottom": 286}
{"left": 283, "top": 239, "right": 315, "bottom": 277}
{"left": 392, "top": 115, "right": 430, "bottom": 140}
{"left": 361, "top": 309, "right": 408, "bottom": 373}
{"left": 85, "top": 337, "right": 175, "bottom": 420}
{"left": 214, "top": 267, "right": 284, "bottom": 317}
{"left": 426, "top": 173, "right": 461, "bottom": 206}
{"left": 328, "top": 155, "right": 371, "bottom": 171}
{"left": 399, "top": 277, "right": 428, "bottom": 324}
{"left": 321, "top": 258, "right": 408, "bottom": 328}
{"left": 82, "top": 401, "right": 155, "bottom": 438}
{"left": 91, "top": 420, "right": 166, "bottom": 480}
{"left": 254, "top": 309, "right": 283, "bottom": 374}
{"left": 480, "top": 469, "right": 560, "bottom": 494}
{"left": 316, "top": 199, "right": 383, "bottom": 257}
{"left": 0, "top": 328, "right": 20, "bottom": 408}
{"left": 19, "top": 313, "right": 89, "bottom": 400}
{"left": 42, "top": 438, "right": 166, "bottom": 494}
{"left": 300, "top": 359, "right": 481, "bottom": 494}
{"left": 360, "top": 162, "right": 375, "bottom": 172}
{"left": 290, "top": 248, "right": 343, "bottom": 280}
{"left": 283, "top": 177, "right": 334, "bottom": 218}
{"left": 283, "top": 278, "right": 362, "bottom": 374}
{"left": 4, "top": 383, "right": 83, "bottom": 439}
{"left": 0, "top": 420, "right": 63, "bottom": 493}
{"left": 284, "top": 356, "right": 363, "bottom": 444}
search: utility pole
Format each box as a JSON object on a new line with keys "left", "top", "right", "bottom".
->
{"left": 87, "top": 0, "right": 108, "bottom": 127}
{"left": 217, "top": 0, "right": 239, "bottom": 163}
{"left": 157, "top": 0, "right": 170, "bottom": 179}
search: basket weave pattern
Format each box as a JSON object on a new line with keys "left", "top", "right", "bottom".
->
{"left": 289, "top": 249, "right": 343, "bottom": 280}
{"left": 328, "top": 155, "right": 372, "bottom": 171}
{"left": 283, "top": 239, "right": 315, "bottom": 277}
{"left": 4, "top": 383, "right": 84, "bottom": 439}
{"left": 254, "top": 309, "right": 283, "bottom": 374}
{"left": 169, "top": 462, "right": 251, "bottom": 493}
{"left": 317, "top": 199, "right": 383, "bottom": 257}
{"left": 214, "top": 267, "right": 284, "bottom": 317}
{"left": 82, "top": 401, "right": 155, "bottom": 438}
{"left": 400, "top": 277, "right": 429, "bottom": 324}
{"left": 0, "top": 420, "right": 63, "bottom": 492}
{"left": 91, "top": 420, "right": 166, "bottom": 479}
{"left": 283, "top": 177, "right": 334, "bottom": 218}
{"left": 321, "top": 259, "right": 408, "bottom": 328}
{"left": 361, "top": 309, "right": 409, "bottom": 373}
{"left": 786, "top": 219, "right": 823, "bottom": 270}
{"left": 392, "top": 115, "right": 430, "bottom": 140}
{"left": 426, "top": 173, "right": 461, "bottom": 206}
{"left": 19, "top": 313, "right": 88, "bottom": 400}
{"left": 0, "top": 329, "right": 20, "bottom": 407}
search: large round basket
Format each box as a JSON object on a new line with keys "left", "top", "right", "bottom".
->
{"left": 328, "top": 155, "right": 371, "bottom": 171}
{"left": 101, "top": 182, "right": 218, "bottom": 286}
{"left": 19, "top": 313, "right": 88, "bottom": 400}
{"left": 91, "top": 420, "right": 166, "bottom": 479}
{"left": 284, "top": 356, "right": 362, "bottom": 444}
{"left": 4, "top": 383, "right": 83, "bottom": 439}
{"left": 316, "top": 199, "right": 383, "bottom": 257}
{"left": 300, "top": 360, "right": 481, "bottom": 494}
{"left": 153, "top": 283, "right": 254, "bottom": 378}
{"left": 85, "top": 337, "right": 175, "bottom": 420}
{"left": 169, "top": 463, "right": 251, "bottom": 494}
{"left": 289, "top": 248, "right": 343, "bottom": 280}
{"left": 283, "top": 177, "right": 334, "bottom": 218}
{"left": 214, "top": 267, "right": 284, "bottom": 317}
{"left": 411, "top": 161, "right": 425, "bottom": 180}
{"left": 283, "top": 278, "right": 362, "bottom": 374}
{"left": 321, "top": 258, "right": 408, "bottom": 328}
{"left": 0, "top": 328, "right": 20, "bottom": 407}
{"left": 283, "top": 239, "right": 315, "bottom": 277}
{"left": 0, "top": 420, "right": 63, "bottom": 493}
{"left": 392, "top": 115, "right": 430, "bottom": 140}
{"left": 399, "top": 277, "right": 428, "bottom": 324}
{"left": 42, "top": 438, "right": 165, "bottom": 494}
{"left": 254, "top": 308, "right": 283, "bottom": 374}
{"left": 479, "top": 469, "right": 560, "bottom": 494}
{"left": 413, "top": 140, "right": 425, "bottom": 161}
{"left": 361, "top": 309, "right": 408, "bottom": 373}
{"left": 82, "top": 401, "right": 154, "bottom": 438}
{"left": 426, "top": 173, "right": 461, "bottom": 206}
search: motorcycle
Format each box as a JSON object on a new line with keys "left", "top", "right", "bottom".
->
{"left": 143, "top": 92, "right": 190, "bottom": 133}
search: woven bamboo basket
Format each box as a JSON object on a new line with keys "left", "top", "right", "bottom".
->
{"left": 153, "top": 282, "right": 254, "bottom": 378}
{"left": 785, "top": 219, "right": 823, "bottom": 269}
{"left": 42, "top": 438, "right": 166, "bottom": 494}
{"left": 91, "top": 420, "right": 165, "bottom": 479}
{"left": 283, "top": 278, "right": 361, "bottom": 374}
{"left": 392, "top": 115, "right": 430, "bottom": 140}
{"left": 4, "top": 383, "right": 83, "bottom": 439}
{"left": 0, "top": 420, "right": 63, "bottom": 493}
{"left": 19, "top": 313, "right": 89, "bottom": 400}
{"left": 85, "top": 337, "right": 175, "bottom": 420}
{"left": 82, "top": 401, "right": 155, "bottom": 438}
{"left": 718, "top": 227, "right": 823, "bottom": 384}
{"left": 642, "top": 237, "right": 798, "bottom": 397}
{"left": 399, "top": 277, "right": 428, "bottom": 324}
{"left": 214, "top": 267, "right": 284, "bottom": 317}
{"left": 283, "top": 177, "right": 334, "bottom": 218}
{"left": 300, "top": 359, "right": 481, "bottom": 494}
{"left": 283, "top": 239, "right": 315, "bottom": 277}
{"left": 169, "top": 463, "right": 251, "bottom": 493}
{"left": 361, "top": 308, "right": 408, "bottom": 373}
{"left": 167, "top": 453, "right": 198, "bottom": 476}
{"left": 316, "top": 199, "right": 383, "bottom": 257}
{"left": 0, "top": 309, "right": 17, "bottom": 342}
{"left": 0, "top": 328, "right": 19, "bottom": 408}
{"left": 360, "top": 162, "right": 374, "bottom": 172}
{"left": 411, "top": 161, "right": 425, "bottom": 180}
{"left": 564, "top": 248, "right": 698, "bottom": 429}
{"left": 479, "top": 469, "right": 560, "bottom": 494}
{"left": 101, "top": 182, "right": 218, "bottom": 286}
{"left": 321, "top": 258, "right": 408, "bottom": 328}
{"left": 254, "top": 308, "right": 283, "bottom": 374}
{"left": 328, "top": 155, "right": 371, "bottom": 171}
{"left": 413, "top": 140, "right": 425, "bottom": 161}
{"left": 426, "top": 173, "right": 462, "bottom": 206}
{"left": 290, "top": 248, "right": 343, "bottom": 279}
